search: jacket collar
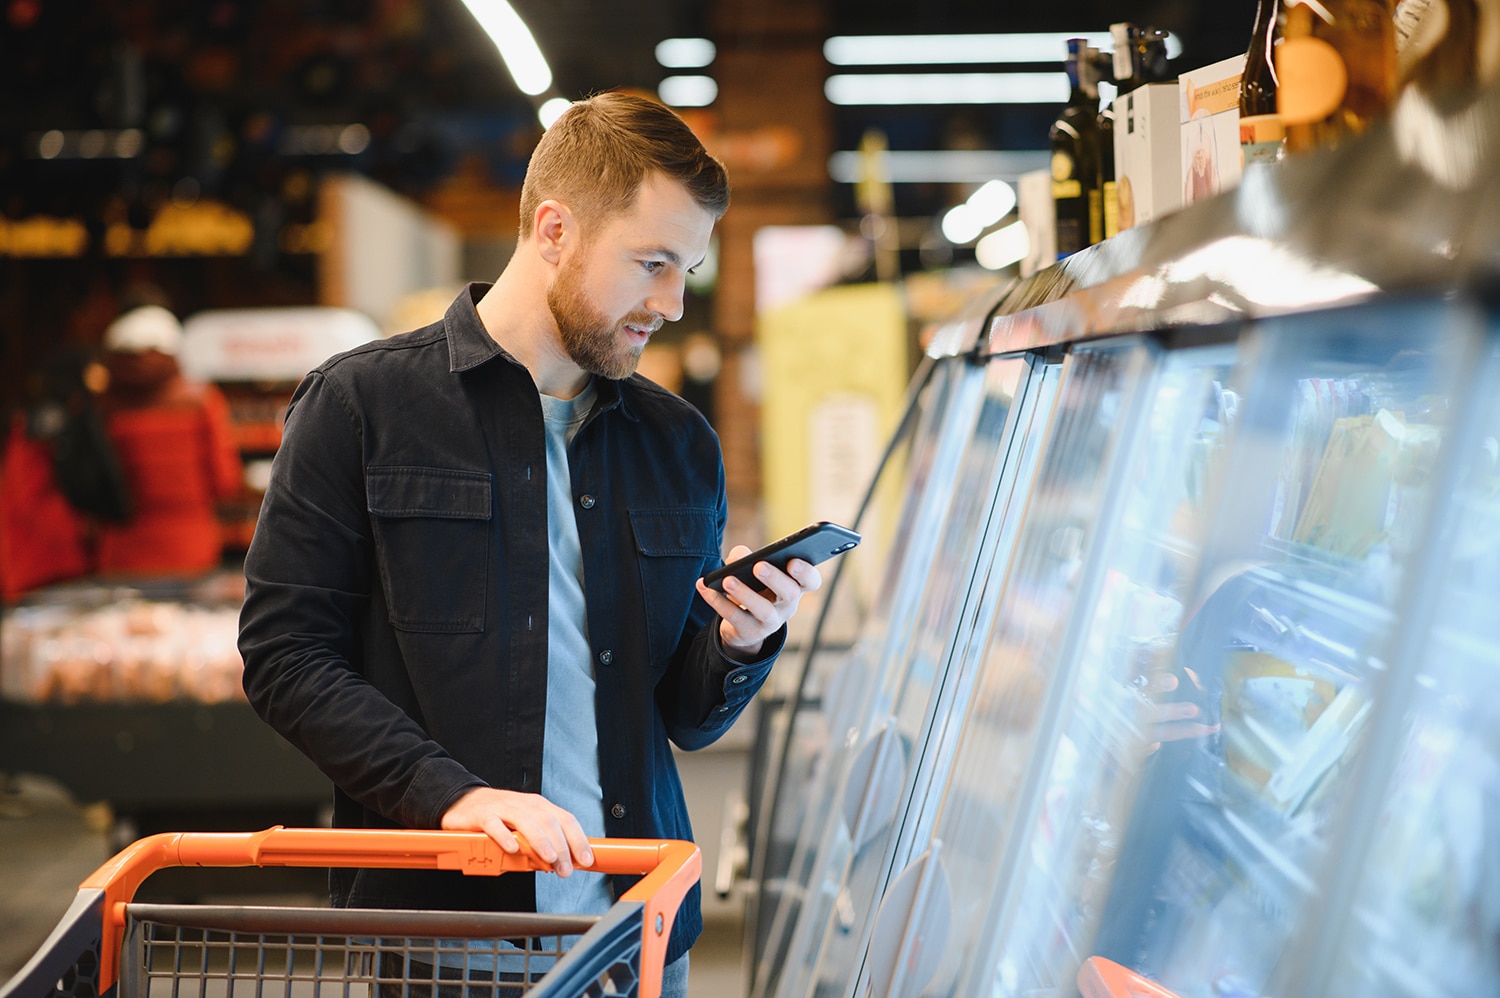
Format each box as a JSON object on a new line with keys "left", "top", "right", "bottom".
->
{"left": 443, "top": 282, "right": 637, "bottom": 423}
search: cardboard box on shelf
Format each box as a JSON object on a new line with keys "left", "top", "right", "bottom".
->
{"left": 1112, "top": 83, "right": 1181, "bottom": 231}
{"left": 1017, "top": 168, "right": 1057, "bottom": 276}
{"left": 1179, "top": 55, "right": 1247, "bottom": 208}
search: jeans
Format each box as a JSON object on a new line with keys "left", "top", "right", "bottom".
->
{"left": 661, "top": 954, "right": 690, "bottom": 998}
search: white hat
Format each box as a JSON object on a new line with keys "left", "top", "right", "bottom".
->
{"left": 104, "top": 305, "right": 184, "bottom": 356}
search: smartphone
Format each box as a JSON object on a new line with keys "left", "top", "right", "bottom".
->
{"left": 702, "top": 521, "right": 861, "bottom": 595}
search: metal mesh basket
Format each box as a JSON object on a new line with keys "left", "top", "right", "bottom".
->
{"left": 1, "top": 829, "right": 699, "bottom": 998}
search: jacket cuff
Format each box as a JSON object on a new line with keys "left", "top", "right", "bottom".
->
{"left": 399, "top": 755, "right": 488, "bottom": 828}
{"left": 714, "top": 621, "right": 786, "bottom": 670}
{"left": 701, "top": 624, "right": 784, "bottom": 722}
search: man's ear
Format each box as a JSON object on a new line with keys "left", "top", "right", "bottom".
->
{"left": 533, "top": 200, "right": 572, "bottom": 265}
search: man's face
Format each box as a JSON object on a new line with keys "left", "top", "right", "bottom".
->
{"left": 547, "top": 172, "right": 716, "bottom": 381}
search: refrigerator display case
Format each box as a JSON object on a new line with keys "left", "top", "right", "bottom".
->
{"left": 745, "top": 80, "right": 1500, "bottom": 998}
{"left": 747, "top": 301, "right": 996, "bottom": 997}
{"left": 1287, "top": 334, "right": 1500, "bottom": 997}
{"left": 780, "top": 349, "right": 1056, "bottom": 998}
{"left": 858, "top": 332, "right": 1182, "bottom": 998}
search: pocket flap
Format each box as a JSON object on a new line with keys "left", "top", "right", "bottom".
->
{"left": 367, "top": 467, "right": 492, "bottom": 519}
{"left": 630, "top": 507, "right": 719, "bottom": 557}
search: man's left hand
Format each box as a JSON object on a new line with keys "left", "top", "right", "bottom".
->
{"left": 696, "top": 545, "right": 822, "bottom": 662}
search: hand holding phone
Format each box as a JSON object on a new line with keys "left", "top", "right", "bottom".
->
{"left": 702, "top": 521, "right": 861, "bottom": 597}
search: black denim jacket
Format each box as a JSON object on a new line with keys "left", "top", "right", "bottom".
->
{"left": 238, "top": 284, "right": 782, "bottom": 962}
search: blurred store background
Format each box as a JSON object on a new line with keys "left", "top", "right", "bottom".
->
{"left": 18, "top": 1, "right": 1482, "bottom": 995}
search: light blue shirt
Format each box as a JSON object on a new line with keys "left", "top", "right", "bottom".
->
{"left": 536, "top": 383, "right": 614, "bottom": 919}
{"left": 435, "top": 383, "right": 613, "bottom": 976}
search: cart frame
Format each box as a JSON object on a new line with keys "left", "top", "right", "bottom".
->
{"left": 1, "top": 827, "right": 700, "bottom": 998}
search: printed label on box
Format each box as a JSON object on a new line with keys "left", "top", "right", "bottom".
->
{"left": 1179, "top": 55, "right": 1247, "bottom": 207}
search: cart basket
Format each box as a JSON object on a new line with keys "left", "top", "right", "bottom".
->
{"left": 0, "top": 827, "right": 701, "bottom": 998}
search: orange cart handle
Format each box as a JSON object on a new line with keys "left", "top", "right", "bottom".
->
{"left": 81, "top": 827, "right": 700, "bottom": 998}
{"left": 1078, "top": 957, "right": 1186, "bottom": 998}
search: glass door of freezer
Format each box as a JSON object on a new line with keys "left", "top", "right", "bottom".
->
{"left": 796, "top": 355, "right": 1058, "bottom": 998}
{"left": 857, "top": 335, "right": 1166, "bottom": 998}
{"left": 936, "top": 296, "right": 1483, "bottom": 998}
{"left": 941, "top": 338, "right": 1243, "bottom": 998}
{"left": 767, "top": 351, "right": 1043, "bottom": 998}
{"left": 750, "top": 350, "right": 989, "bottom": 998}
{"left": 1291, "top": 334, "right": 1500, "bottom": 998}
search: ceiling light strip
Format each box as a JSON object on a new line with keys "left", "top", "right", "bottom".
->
{"left": 825, "top": 31, "right": 1181, "bottom": 65}
{"left": 828, "top": 150, "right": 1050, "bottom": 185}
{"left": 826, "top": 72, "right": 1068, "bottom": 105}
{"left": 459, "top": 0, "right": 553, "bottom": 96}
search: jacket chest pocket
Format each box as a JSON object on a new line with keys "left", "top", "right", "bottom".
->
{"left": 630, "top": 507, "right": 720, "bottom": 667}
{"left": 368, "top": 467, "right": 491, "bottom": 633}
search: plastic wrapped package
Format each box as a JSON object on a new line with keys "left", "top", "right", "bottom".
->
{"left": 1, "top": 578, "right": 246, "bottom": 706}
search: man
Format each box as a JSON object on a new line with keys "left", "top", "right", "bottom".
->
{"left": 238, "top": 92, "right": 819, "bottom": 996}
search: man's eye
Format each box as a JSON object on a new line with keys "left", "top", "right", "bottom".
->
{"left": 642, "top": 260, "right": 665, "bottom": 274}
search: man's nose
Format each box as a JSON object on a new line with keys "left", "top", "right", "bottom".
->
{"left": 646, "top": 282, "right": 685, "bottom": 323}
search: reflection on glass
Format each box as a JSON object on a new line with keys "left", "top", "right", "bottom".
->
{"left": 751, "top": 355, "right": 987, "bottom": 997}
{"left": 804, "top": 358, "right": 1050, "bottom": 996}
{"left": 1078, "top": 299, "right": 1476, "bottom": 998}
{"left": 797, "top": 357, "right": 1038, "bottom": 996}
{"left": 1325, "top": 340, "right": 1500, "bottom": 997}
{"left": 907, "top": 340, "right": 1156, "bottom": 997}
{"left": 972, "top": 345, "right": 1238, "bottom": 998}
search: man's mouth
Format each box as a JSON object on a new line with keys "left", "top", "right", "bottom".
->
{"left": 622, "top": 320, "right": 660, "bottom": 343}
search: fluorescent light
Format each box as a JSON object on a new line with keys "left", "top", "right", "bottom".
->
{"left": 942, "top": 204, "right": 986, "bottom": 244}
{"left": 968, "top": 179, "right": 1017, "bottom": 220}
{"left": 825, "top": 31, "right": 1180, "bottom": 65}
{"left": 659, "top": 75, "right": 718, "bottom": 107}
{"left": 827, "top": 33, "right": 1111, "bottom": 65}
{"left": 459, "top": 0, "right": 552, "bottom": 96}
{"left": 826, "top": 72, "right": 1067, "bottom": 105}
{"left": 656, "top": 37, "right": 716, "bottom": 68}
{"left": 976, "top": 221, "right": 1031, "bottom": 270}
{"left": 941, "top": 180, "right": 1018, "bottom": 244}
{"left": 538, "top": 97, "right": 572, "bottom": 129}
{"left": 827, "top": 149, "right": 1049, "bottom": 184}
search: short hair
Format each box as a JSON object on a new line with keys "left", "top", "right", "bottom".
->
{"left": 518, "top": 92, "right": 730, "bottom": 243}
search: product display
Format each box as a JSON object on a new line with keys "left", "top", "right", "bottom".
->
{"left": 1095, "top": 46, "right": 1120, "bottom": 240}
{"left": 1277, "top": 0, "right": 1398, "bottom": 153}
{"left": 742, "top": 80, "right": 1500, "bottom": 998}
{"left": 1241, "top": 0, "right": 1288, "bottom": 165}
{"left": 1179, "top": 55, "right": 1248, "bottom": 206}
{"left": 1395, "top": 0, "right": 1481, "bottom": 97}
{"left": 0, "top": 580, "right": 246, "bottom": 705}
{"left": 1052, "top": 38, "right": 1104, "bottom": 257}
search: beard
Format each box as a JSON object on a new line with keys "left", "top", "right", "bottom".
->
{"left": 547, "top": 253, "right": 655, "bottom": 381}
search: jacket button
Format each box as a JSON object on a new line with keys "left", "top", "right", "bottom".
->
{"left": 611, "top": 803, "right": 626, "bottom": 819}
{"left": 598, "top": 649, "right": 613, "bottom": 666}
{"left": 730, "top": 674, "right": 748, "bottom": 684}
{"left": 579, "top": 494, "right": 596, "bottom": 509}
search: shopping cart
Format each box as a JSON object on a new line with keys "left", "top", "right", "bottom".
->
{"left": 0, "top": 826, "right": 700, "bottom": 998}
{"left": 1078, "top": 956, "right": 1185, "bottom": 998}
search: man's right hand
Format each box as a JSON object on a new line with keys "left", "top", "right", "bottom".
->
{"left": 440, "top": 787, "right": 594, "bottom": 877}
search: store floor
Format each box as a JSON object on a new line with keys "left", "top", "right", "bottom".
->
{"left": 0, "top": 773, "right": 746, "bottom": 996}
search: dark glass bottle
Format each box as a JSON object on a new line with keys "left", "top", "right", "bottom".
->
{"left": 1051, "top": 38, "right": 1102, "bottom": 257}
{"left": 1092, "top": 47, "right": 1120, "bottom": 239}
{"left": 1240, "top": 0, "right": 1286, "bottom": 166}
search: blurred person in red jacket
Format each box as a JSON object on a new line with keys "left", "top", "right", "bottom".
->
{"left": 96, "top": 305, "right": 242, "bottom": 576}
